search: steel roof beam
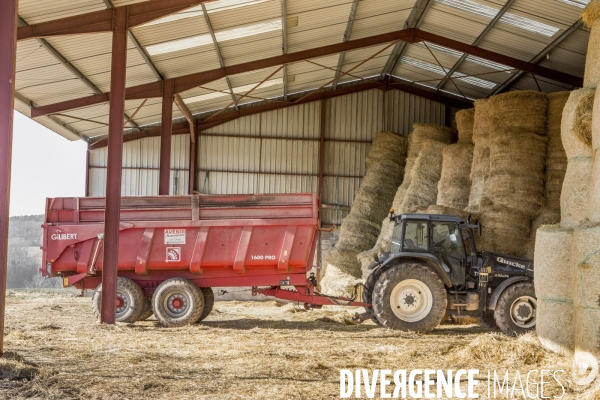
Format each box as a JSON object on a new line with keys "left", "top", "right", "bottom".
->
{"left": 201, "top": 3, "right": 238, "bottom": 109}
{"left": 31, "top": 28, "right": 583, "bottom": 118}
{"left": 103, "top": 0, "right": 164, "bottom": 81}
{"left": 17, "top": 15, "right": 141, "bottom": 129}
{"left": 436, "top": 0, "right": 517, "bottom": 91}
{"left": 88, "top": 77, "right": 472, "bottom": 149}
{"left": 382, "top": 0, "right": 433, "bottom": 77}
{"left": 332, "top": 0, "right": 360, "bottom": 90}
{"left": 281, "top": 0, "right": 289, "bottom": 100}
{"left": 491, "top": 19, "right": 584, "bottom": 95}
{"left": 17, "top": 0, "right": 208, "bottom": 41}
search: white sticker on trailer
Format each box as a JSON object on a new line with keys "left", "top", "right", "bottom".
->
{"left": 164, "top": 229, "right": 186, "bottom": 244}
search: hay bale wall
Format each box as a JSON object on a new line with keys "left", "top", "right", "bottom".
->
{"left": 583, "top": 1, "right": 600, "bottom": 87}
{"left": 456, "top": 108, "right": 475, "bottom": 144}
{"left": 534, "top": 225, "right": 575, "bottom": 355}
{"left": 468, "top": 100, "right": 490, "bottom": 212}
{"left": 321, "top": 132, "right": 407, "bottom": 295}
{"left": 357, "top": 124, "right": 451, "bottom": 275}
{"left": 479, "top": 91, "right": 548, "bottom": 257}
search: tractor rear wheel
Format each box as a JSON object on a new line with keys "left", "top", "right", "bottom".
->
{"left": 494, "top": 282, "right": 536, "bottom": 336}
{"left": 372, "top": 263, "right": 447, "bottom": 333}
{"left": 92, "top": 277, "right": 146, "bottom": 323}
{"left": 196, "top": 287, "right": 214, "bottom": 322}
{"left": 152, "top": 278, "right": 204, "bottom": 327}
{"left": 138, "top": 298, "right": 153, "bottom": 321}
{"left": 362, "top": 265, "right": 385, "bottom": 326}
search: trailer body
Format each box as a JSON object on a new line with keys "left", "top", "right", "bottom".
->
{"left": 42, "top": 194, "right": 322, "bottom": 293}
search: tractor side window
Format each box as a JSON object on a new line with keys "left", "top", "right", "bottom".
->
{"left": 402, "top": 221, "right": 429, "bottom": 251}
{"left": 391, "top": 223, "right": 403, "bottom": 253}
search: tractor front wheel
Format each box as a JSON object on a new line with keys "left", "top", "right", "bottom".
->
{"left": 372, "top": 263, "right": 447, "bottom": 333}
{"left": 494, "top": 282, "right": 536, "bottom": 336}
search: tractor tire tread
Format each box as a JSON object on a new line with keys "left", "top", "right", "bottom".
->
{"left": 493, "top": 282, "right": 536, "bottom": 336}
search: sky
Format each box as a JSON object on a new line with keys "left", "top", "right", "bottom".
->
{"left": 9, "top": 111, "right": 87, "bottom": 216}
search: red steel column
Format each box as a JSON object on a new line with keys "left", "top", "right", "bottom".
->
{"left": 159, "top": 80, "right": 174, "bottom": 195}
{"left": 189, "top": 121, "right": 197, "bottom": 195}
{"left": 0, "top": 0, "right": 18, "bottom": 354}
{"left": 101, "top": 7, "right": 128, "bottom": 324}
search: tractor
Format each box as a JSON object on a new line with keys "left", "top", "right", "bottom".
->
{"left": 361, "top": 212, "right": 536, "bottom": 336}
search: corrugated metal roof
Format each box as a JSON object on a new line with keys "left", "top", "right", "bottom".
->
{"left": 12, "top": 0, "right": 591, "bottom": 141}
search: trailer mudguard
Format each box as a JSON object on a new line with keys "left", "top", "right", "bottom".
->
{"left": 487, "top": 276, "right": 531, "bottom": 310}
{"left": 372, "top": 253, "right": 452, "bottom": 287}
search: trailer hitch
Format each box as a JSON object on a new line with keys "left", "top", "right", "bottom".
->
{"left": 352, "top": 311, "right": 373, "bottom": 324}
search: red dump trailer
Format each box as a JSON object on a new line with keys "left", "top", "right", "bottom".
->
{"left": 41, "top": 193, "right": 368, "bottom": 326}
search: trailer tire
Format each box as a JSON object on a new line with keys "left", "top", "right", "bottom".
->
{"left": 138, "top": 299, "right": 153, "bottom": 321}
{"left": 372, "top": 263, "right": 447, "bottom": 333}
{"left": 196, "top": 287, "right": 214, "bottom": 322}
{"left": 152, "top": 278, "right": 204, "bottom": 327}
{"left": 494, "top": 282, "right": 536, "bottom": 336}
{"left": 91, "top": 277, "right": 146, "bottom": 323}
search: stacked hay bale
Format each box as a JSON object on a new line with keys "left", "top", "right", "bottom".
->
{"left": 479, "top": 91, "right": 548, "bottom": 257}
{"left": 525, "top": 92, "right": 570, "bottom": 258}
{"left": 357, "top": 124, "right": 452, "bottom": 275}
{"left": 321, "top": 132, "right": 408, "bottom": 295}
{"left": 437, "top": 109, "right": 474, "bottom": 210}
{"left": 467, "top": 100, "right": 490, "bottom": 213}
{"left": 535, "top": 1, "right": 600, "bottom": 359}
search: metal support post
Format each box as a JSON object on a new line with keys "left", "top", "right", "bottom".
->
{"left": 0, "top": 0, "right": 18, "bottom": 354}
{"left": 101, "top": 6, "right": 128, "bottom": 324}
{"left": 189, "top": 122, "right": 197, "bottom": 195}
{"left": 159, "top": 80, "right": 174, "bottom": 195}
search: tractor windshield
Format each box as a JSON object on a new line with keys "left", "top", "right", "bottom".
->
{"left": 392, "top": 220, "right": 429, "bottom": 253}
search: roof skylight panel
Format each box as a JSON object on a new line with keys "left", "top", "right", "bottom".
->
{"left": 413, "top": 42, "right": 464, "bottom": 58}
{"left": 401, "top": 57, "right": 497, "bottom": 89}
{"left": 466, "top": 56, "right": 511, "bottom": 72}
{"left": 141, "top": 0, "right": 268, "bottom": 27}
{"left": 185, "top": 78, "right": 283, "bottom": 104}
{"left": 146, "top": 19, "right": 282, "bottom": 56}
{"left": 434, "top": 0, "right": 560, "bottom": 37}
{"left": 556, "top": 0, "right": 590, "bottom": 8}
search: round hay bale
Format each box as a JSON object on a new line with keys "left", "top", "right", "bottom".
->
{"left": 456, "top": 108, "right": 475, "bottom": 144}
{"left": 478, "top": 207, "right": 531, "bottom": 257}
{"left": 365, "top": 131, "right": 408, "bottom": 169}
{"left": 401, "top": 140, "right": 447, "bottom": 213}
{"left": 437, "top": 143, "right": 474, "bottom": 210}
{"left": 534, "top": 225, "right": 574, "bottom": 300}
{"left": 537, "top": 299, "right": 575, "bottom": 356}
{"left": 467, "top": 176, "right": 486, "bottom": 213}
{"left": 319, "top": 263, "right": 363, "bottom": 297}
{"left": 544, "top": 169, "right": 567, "bottom": 211}
{"left": 472, "top": 99, "right": 489, "bottom": 142}
{"left": 562, "top": 89, "right": 595, "bottom": 159}
{"left": 588, "top": 151, "right": 600, "bottom": 224}
{"left": 594, "top": 86, "right": 600, "bottom": 151}
{"left": 570, "top": 226, "right": 600, "bottom": 309}
{"left": 546, "top": 91, "right": 570, "bottom": 167}
{"left": 573, "top": 90, "right": 595, "bottom": 147}
{"left": 426, "top": 205, "right": 472, "bottom": 220}
{"left": 560, "top": 156, "right": 592, "bottom": 228}
{"left": 583, "top": 2, "right": 600, "bottom": 86}
{"left": 469, "top": 146, "right": 490, "bottom": 180}
{"left": 574, "top": 307, "right": 600, "bottom": 358}
{"left": 487, "top": 91, "right": 548, "bottom": 136}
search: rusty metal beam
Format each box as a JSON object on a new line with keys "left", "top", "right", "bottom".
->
{"left": 0, "top": 0, "right": 18, "bottom": 355}
{"left": 17, "top": 0, "right": 210, "bottom": 41}
{"left": 281, "top": 0, "right": 289, "bottom": 100}
{"left": 159, "top": 81, "right": 174, "bottom": 195}
{"left": 88, "top": 77, "right": 472, "bottom": 149}
{"left": 31, "top": 27, "right": 582, "bottom": 119}
{"left": 332, "top": 0, "right": 360, "bottom": 90}
{"left": 31, "top": 28, "right": 416, "bottom": 117}
{"left": 436, "top": 0, "right": 517, "bottom": 91}
{"left": 189, "top": 121, "right": 197, "bottom": 194}
{"left": 174, "top": 94, "right": 194, "bottom": 125}
{"left": 101, "top": 6, "right": 129, "bottom": 325}
{"left": 103, "top": 0, "right": 164, "bottom": 81}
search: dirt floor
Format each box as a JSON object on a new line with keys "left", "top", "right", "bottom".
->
{"left": 0, "top": 290, "right": 598, "bottom": 399}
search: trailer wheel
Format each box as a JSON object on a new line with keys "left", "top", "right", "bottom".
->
{"left": 196, "top": 287, "right": 214, "bottom": 322}
{"left": 152, "top": 278, "right": 204, "bottom": 327}
{"left": 138, "top": 299, "right": 153, "bottom": 321}
{"left": 91, "top": 277, "right": 146, "bottom": 323}
{"left": 372, "top": 263, "right": 447, "bottom": 333}
{"left": 494, "top": 282, "right": 536, "bottom": 336}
